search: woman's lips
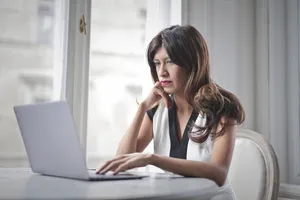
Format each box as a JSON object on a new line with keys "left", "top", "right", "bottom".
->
{"left": 161, "top": 81, "right": 172, "bottom": 87}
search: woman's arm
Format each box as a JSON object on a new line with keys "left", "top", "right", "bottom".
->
{"left": 99, "top": 121, "right": 236, "bottom": 187}
{"left": 115, "top": 103, "right": 153, "bottom": 156}
{"left": 115, "top": 82, "right": 172, "bottom": 156}
{"left": 151, "top": 123, "right": 236, "bottom": 186}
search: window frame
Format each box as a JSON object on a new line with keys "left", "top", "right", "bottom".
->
{"left": 62, "top": 0, "right": 91, "bottom": 158}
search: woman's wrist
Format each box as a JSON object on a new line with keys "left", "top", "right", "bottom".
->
{"left": 148, "top": 153, "right": 160, "bottom": 166}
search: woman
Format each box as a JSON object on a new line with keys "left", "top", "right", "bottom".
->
{"left": 96, "top": 25, "right": 245, "bottom": 199}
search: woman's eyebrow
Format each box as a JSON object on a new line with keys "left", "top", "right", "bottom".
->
{"left": 153, "top": 57, "right": 170, "bottom": 61}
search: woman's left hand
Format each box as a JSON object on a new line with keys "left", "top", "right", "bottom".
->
{"left": 96, "top": 153, "right": 153, "bottom": 175}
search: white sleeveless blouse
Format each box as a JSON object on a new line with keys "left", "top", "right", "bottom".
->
{"left": 152, "top": 102, "right": 212, "bottom": 162}
{"left": 150, "top": 102, "right": 237, "bottom": 200}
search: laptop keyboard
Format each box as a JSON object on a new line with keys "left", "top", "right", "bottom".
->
{"left": 88, "top": 170, "right": 134, "bottom": 177}
{"left": 87, "top": 170, "right": 147, "bottom": 180}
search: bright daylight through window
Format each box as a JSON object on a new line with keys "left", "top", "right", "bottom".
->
{"left": 87, "top": 0, "right": 149, "bottom": 168}
{"left": 0, "top": 0, "right": 65, "bottom": 167}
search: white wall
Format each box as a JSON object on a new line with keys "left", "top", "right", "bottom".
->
{"left": 286, "top": 0, "right": 300, "bottom": 185}
{"left": 185, "top": 0, "right": 300, "bottom": 189}
{"left": 187, "top": 0, "right": 255, "bottom": 131}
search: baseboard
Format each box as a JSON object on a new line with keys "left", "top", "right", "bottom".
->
{"left": 0, "top": 153, "right": 29, "bottom": 167}
{"left": 280, "top": 183, "right": 300, "bottom": 199}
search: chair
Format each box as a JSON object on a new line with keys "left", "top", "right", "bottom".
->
{"left": 228, "top": 129, "right": 280, "bottom": 200}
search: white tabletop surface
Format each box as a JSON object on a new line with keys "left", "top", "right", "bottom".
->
{"left": 0, "top": 168, "right": 221, "bottom": 200}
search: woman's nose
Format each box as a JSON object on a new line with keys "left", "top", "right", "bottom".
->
{"left": 158, "top": 65, "right": 168, "bottom": 77}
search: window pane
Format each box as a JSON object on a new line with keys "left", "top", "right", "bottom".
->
{"left": 87, "top": 0, "right": 149, "bottom": 167}
{"left": 0, "top": 0, "right": 65, "bottom": 167}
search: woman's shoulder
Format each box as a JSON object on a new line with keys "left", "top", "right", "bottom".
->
{"left": 146, "top": 101, "right": 165, "bottom": 121}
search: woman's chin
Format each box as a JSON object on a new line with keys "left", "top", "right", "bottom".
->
{"left": 163, "top": 88, "right": 174, "bottom": 94}
{"left": 164, "top": 89, "right": 185, "bottom": 97}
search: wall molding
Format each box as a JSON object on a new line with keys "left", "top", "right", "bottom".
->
{"left": 280, "top": 183, "right": 300, "bottom": 199}
{"left": 268, "top": 0, "right": 288, "bottom": 182}
{"left": 254, "top": 0, "right": 270, "bottom": 140}
{"left": 286, "top": 0, "right": 300, "bottom": 185}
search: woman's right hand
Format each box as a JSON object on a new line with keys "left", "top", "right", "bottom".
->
{"left": 141, "top": 81, "right": 173, "bottom": 110}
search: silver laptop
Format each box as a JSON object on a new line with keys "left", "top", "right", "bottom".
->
{"left": 13, "top": 101, "right": 147, "bottom": 181}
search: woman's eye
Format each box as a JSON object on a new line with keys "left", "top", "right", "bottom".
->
{"left": 166, "top": 60, "right": 173, "bottom": 64}
{"left": 154, "top": 62, "right": 160, "bottom": 67}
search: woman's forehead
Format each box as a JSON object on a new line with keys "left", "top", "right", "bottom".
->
{"left": 153, "top": 47, "right": 169, "bottom": 60}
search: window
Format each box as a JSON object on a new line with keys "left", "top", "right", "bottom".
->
{"left": 37, "top": 0, "right": 54, "bottom": 45}
{"left": 87, "top": 0, "right": 149, "bottom": 167}
{"left": 0, "top": 0, "right": 66, "bottom": 167}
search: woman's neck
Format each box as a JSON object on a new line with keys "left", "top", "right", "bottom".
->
{"left": 173, "top": 94, "right": 193, "bottom": 114}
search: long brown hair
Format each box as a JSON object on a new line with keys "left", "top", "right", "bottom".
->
{"left": 147, "top": 25, "right": 245, "bottom": 141}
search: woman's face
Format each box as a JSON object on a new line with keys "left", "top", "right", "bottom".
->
{"left": 153, "top": 47, "right": 188, "bottom": 95}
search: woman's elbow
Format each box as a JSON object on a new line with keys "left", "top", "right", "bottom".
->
{"left": 215, "top": 177, "right": 226, "bottom": 187}
{"left": 214, "top": 168, "right": 227, "bottom": 187}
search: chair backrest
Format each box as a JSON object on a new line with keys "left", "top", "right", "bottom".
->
{"left": 228, "top": 129, "right": 279, "bottom": 200}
